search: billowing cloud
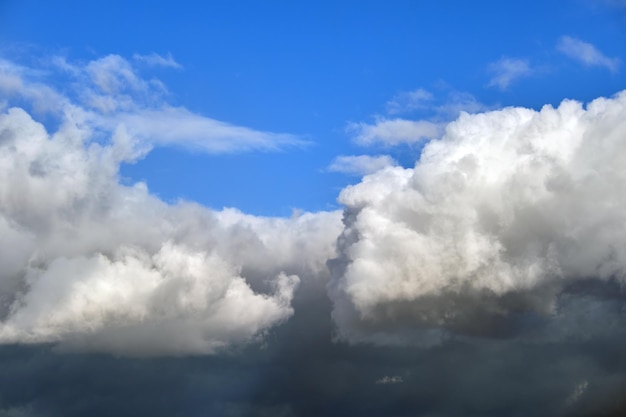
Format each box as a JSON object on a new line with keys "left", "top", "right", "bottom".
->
{"left": 329, "top": 90, "right": 626, "bottom": 345}
{"left": 557, "top": 36, "right": 620, "bottom": 72}
{"left": 327, "top": 155, "right": 397, "bottom": 176}
{"left": 487, "top": 57, "right": 532, "bottom": 90}
{"left": 0, "top": 92, "right": 341, "bottom": 356}
{"left": 2, "top": 48, "right": 626, "bottom": 415}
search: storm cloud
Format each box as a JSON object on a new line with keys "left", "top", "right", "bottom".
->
{"left": 1, "top": 53, "right": 626, "bottom": 416}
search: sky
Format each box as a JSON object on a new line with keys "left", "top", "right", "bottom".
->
{"left": 1, "top": 1, "right": 626, "bottom": 416}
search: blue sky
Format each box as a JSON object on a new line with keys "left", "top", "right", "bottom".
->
{"left": 1, "top": 0, "right": 625, "bottom": 216}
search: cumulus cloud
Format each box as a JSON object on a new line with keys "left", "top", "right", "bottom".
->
{"left": 0, "top": 69, "right": 341, "bottom": 355}
{"left": 487, "top": 57, "right": 532, "bottom": 90}
{"left": 329, "top": 90, "right": 626, "bottom": 344}
{"left": 557, "top": 36, "right": 620, "bottom": 72}
{"left": 327, "top": 155, "right": 397, "bottom": 176}
{"left": 2, "top": 77, "right": 626, "bottom": 415}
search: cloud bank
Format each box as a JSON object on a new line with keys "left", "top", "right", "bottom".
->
{"left": 1, "top": 50, "right": 626, "bottom": 415}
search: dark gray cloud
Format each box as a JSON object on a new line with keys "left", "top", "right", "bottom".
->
{"left": 1, "top": 281, "right": 626, "bottom": 417}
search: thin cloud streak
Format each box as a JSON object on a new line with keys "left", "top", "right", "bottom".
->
{"left": 557, "top": 36, "right": 620, "bottom": 72}
{"left": 327, "top": 155, "right": 397, "bottom": 176}
{"left": 348, "top": 118, "right": 441, "bottom": 146}
{"left": 133, "top": 52, "right": 183, "bottom": 69}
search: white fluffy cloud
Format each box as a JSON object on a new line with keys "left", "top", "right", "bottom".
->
{"left": 329, "top": 90, "right": 626, "bottom": 344}
{"left": 0, "top": 97, "right": 341, "bottom": 356}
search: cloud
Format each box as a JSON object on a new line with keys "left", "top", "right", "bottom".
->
{"left": 557, "top": 36, "right": 620, "bottom": 72}
{"left": 375, "top": 376, "right": 403, "bottom": 384}
{"left": 349, "top": 88, "right": 489, "bottom": 149}
{"left": 385, "top": 88, "right": 433, "bottom": 114}
{"left": 2, "top": 49, "right": 626, "bottom": 415}
{"left": 0, "top": 102, "right": 341, "bottom": 356}
{"left": 327, "top": 155, "right": 397, "bottom": 176}
{"left": 433, "top": 90, "right": 491, "bottom": 118}
{"left": 386, "top": 88, "right": 489, "bottom": 117}
{"left": 348, "top": 118, "right": 441, "bottom": 147}
{"left": 133, "top": 52, "right": 182, "bottom": 69}
{"left": 0, "top": 54, "right": 305, "bottom": 156}
{"left": 487, "top": 57, "right": 532, "bottom": 90}
{"left": 2, "top": 85, "right": 626, "bottom": 413}
{"left": 329, "top": 90, "right": 626, "bottom": 345}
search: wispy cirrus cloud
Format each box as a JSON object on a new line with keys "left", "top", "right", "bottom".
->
{"left": 348, "top": 118, "right": 441, "bottom": 147}
{"left": 133, "top": 52, "right": 183, "bottom": 69}
{"left": 385, "top": 88, "right": 433, "bottom": 115}
{"left": 0, "top": 53, "right": 306, "bottom": 156}
{"left": 557, "top": 36, "right": 620, "bottom": 72}
{"left": 487, "top": 57, "right": 533, "bottom": 90}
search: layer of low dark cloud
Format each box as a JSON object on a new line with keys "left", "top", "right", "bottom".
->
{"left": 1, "top": 282, "right": 626, "bottom": 417}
